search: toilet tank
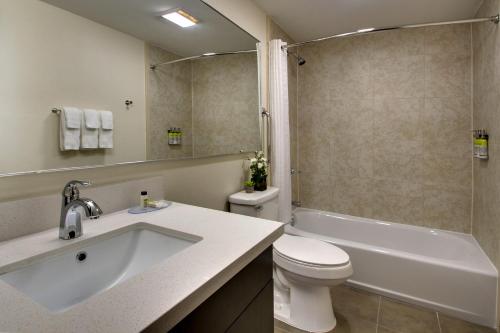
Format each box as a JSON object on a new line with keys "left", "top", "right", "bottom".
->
{"left": 229, "top": 187, "right": 279, "bottom": 221}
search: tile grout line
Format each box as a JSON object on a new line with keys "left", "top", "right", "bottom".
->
{"left": 293, "top": 46, "right": 298, "bottom": 205}
{"left": 375, "top": 295, "right": 382, "bottom": 333}
{"left": 436, "top": 312, "right": 443, "bottom": 333}
{"left": 469, "top": 22, "right": 474, "bottom": 235}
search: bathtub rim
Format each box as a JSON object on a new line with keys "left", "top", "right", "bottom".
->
{"left": 290, "top": 207, "right": 497, "bottom": 276}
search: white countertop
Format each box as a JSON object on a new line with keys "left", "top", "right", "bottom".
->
{"left": 0, "top": 202, "right": 284, "bottom": 333}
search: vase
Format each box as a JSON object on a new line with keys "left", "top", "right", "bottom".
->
{"left": 244, "top": 186, "right": 254, "bottom": 193}
{"left": 254, "top": 179, "right": 267, "bottom": 191}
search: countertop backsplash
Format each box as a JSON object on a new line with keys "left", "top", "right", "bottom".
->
{"left": 0, "top": 177, "right": 163, "bottom": 242}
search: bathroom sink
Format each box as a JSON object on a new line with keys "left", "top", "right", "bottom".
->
{"left": 0, "top": 224, "right": 201, "bottom": 312}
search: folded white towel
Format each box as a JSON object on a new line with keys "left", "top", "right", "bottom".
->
{"left": 84, "top": 109, "right": 100, "bottom": 129}
{"left": 60, "top": 107, "right": 81, "bottom": 151}
{"left": 99, "top": 110, "right": 113, "bottom": 149}
{"left": 100, "top": 111, "right": 113, "bottom": 130}
{"left": 81, "top": 109, "right": 99, "bottom": 149}
{"left": 63, "top": 106, "right": 81, "bottom": 129}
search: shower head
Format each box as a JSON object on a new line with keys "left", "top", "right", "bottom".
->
{"left": 287, "top": 51, "right": 306, "bottom": 66}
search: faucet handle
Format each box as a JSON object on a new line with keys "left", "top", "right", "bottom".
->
{"left": 62, "top": 180, "right": 92, "bottom": 201}
{"left": 64, "top": 180, "right": 91, "bottom": 188}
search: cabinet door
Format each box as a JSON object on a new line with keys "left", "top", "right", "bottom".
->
{"left": 162, "top": 247, "right": 273, "bottom": 333}
{"left": 226, "top": 281, "right": 274, "bottom": 333}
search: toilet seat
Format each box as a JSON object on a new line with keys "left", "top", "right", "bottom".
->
{"left": 273, "top": 234, "right": 349, "bottom": 267}
{"left": 273, "top": 235, "right": 352, "bottom": 280}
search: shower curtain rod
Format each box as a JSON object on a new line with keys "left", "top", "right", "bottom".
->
{"left": 283, "top": 14, "right": 500, "bottom": 50}
{"left": 150, "top": 49, "right": 257, "bottom": 70}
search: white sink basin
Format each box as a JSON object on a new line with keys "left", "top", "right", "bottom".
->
{"left": 0, "top": 223, "right": 201, "bottom": 312}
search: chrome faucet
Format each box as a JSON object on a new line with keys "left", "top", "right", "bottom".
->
{"left": 59, "top": 180, "right": 102, "bottom": 240}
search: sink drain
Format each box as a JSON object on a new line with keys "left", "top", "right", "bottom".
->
{"left": 76, "top": 251, "right": 87, "bottom": 263}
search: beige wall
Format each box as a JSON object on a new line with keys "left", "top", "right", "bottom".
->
{"left": 472, "top": 0, "right": 500, "bottom": 281}
{"left": 0, "top": 0, "right": 268, "bottom": 242}
{"left": 203, "top": 0, "right": 267, "bottom": 42}
{"left": 293, "top": 25, "right": 473, "bottom": 233}
{"left": 0, "top": 0, "right": 146, "bottom": 174}
{"left": 0, "top": 156, "right": 247, "bottom": 241}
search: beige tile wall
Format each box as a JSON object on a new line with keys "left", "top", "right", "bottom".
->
{"left": 295, "top": 25, "right": 473, "bottom": 232}
{"left": 147, "top": 46, "right": 193, "bottom": 160}
{"left": 147, "top": 46, "right": 260, "bottom": 159}
{"left": 472, "top": 0, "right": 500, "bottom": 266}
{"left": 472, "top": 0, "right": 500, "bottom": 309}
{"left": 192, "top": 54, "right": 260, "bottom": 157}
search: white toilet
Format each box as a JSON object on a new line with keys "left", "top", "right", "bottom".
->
{"left": 229, "top": 187, "right": 353, "bottom": 333}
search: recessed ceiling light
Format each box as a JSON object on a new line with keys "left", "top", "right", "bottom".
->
{"left": 162, "top": 9, "right": 199, "bottom": 28}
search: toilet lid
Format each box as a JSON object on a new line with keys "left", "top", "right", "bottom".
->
{"left": 273, "top": 234, "right": 349, "bottom": 267}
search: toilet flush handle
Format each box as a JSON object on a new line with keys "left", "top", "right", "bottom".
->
{"left": 254, "top": 205, "right": 263, "bottom": 211}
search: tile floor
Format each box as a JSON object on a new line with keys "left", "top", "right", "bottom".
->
{"left": 274, "top": 285, "right": 496, "bottom": 333}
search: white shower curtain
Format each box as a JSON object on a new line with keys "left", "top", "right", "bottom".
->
{"left": 269, "top": 39, "right": 292, "bottom": 223}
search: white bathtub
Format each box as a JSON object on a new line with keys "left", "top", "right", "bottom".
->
{"left": 287, "top": 208, "right": 498, "bottom": 328}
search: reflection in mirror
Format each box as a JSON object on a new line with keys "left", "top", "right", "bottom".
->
{"left": 0, "top": 0, "right": 261, "bottom": 176}
{"left": 148, "top": 49, "right": 260, "bottom": 160}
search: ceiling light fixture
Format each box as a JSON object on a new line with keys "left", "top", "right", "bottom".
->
{"left": 162, "top": 9, "right": 199, "bottom": 28}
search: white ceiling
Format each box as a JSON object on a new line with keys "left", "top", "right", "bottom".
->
{"left": 254, "top": 0, "right": 485, "bottom": 42}
{"left": 41, "top": 0, "right": 257, "bottom": 57}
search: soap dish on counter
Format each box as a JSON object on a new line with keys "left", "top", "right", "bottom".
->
{"left": 127, "top": 201, "right": 172, "bottom": 214}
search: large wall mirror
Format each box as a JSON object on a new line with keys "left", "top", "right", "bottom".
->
{"left": 0, "top": 0, "right": 261, "bottom": 176}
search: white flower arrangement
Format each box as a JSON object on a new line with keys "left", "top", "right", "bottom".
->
{"left": 250, "top": 151, "right": 268, "bottom": 190}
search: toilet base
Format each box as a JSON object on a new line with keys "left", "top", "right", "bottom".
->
{"left": 274, "top": 279, "right": 336, "bottom": 333}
